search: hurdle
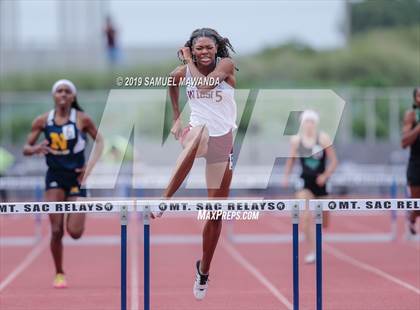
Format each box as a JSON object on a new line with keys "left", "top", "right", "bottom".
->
{"left": 0, "top": 200, "right": 135, "bottom": 310}
{"left": 0, "top": 198, "right": 304, "bottom": 310}
{"left": 137, "top": 199, "right": 304, "bottom": 310}
{"left": 227, "top": 176, "right": 404, "bottom": 245}
{"left": 228, "top": 189, "right": 399, "bottom": 245}
{"left": 309, "top": 198, "right": 420, "bottom": 310}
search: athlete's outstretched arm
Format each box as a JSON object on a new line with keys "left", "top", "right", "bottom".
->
{"left": 401, "top": 110, "right": 420, "bottom": 148}
{"left": 23, "top": 114, "right": 49, "bottom": 156}
{"left": 188, "top": 58, "right": 234, "bottom": 90}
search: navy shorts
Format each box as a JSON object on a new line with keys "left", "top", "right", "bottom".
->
{"left": 301, "top": 175, "right": 328, "bottom": 197}
{"left": 45, "top": 169, "right": 87, "bottom": 197}
{"left": 407, "top": 161, "right": 420, "bottom": 186}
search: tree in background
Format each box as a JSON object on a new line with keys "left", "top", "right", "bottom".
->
{"left": 351, "top": 0, "right": 420, "bottom": 34}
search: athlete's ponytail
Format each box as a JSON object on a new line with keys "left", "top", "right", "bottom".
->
{"left": 412, "top": 87, "right": 420, "bottom": 109}
{"left": 71, "top": 97, "right": 84, "bottom": 111}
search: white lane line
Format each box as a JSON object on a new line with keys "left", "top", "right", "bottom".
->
{"left": 222, "top": 241, "right": 293, "bottom": 310}
{"left": 130, "top": 216, "right": 139, "bottom": 310}
{"left": 324, "top": 244, "right": 420, "bottom": 295}
{"left": 0, "top": 236, "right": 48, "bottom": 292}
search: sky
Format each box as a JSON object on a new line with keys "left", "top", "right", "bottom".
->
{"left": 14, "top": 0, "right": 347, "bottom": 53}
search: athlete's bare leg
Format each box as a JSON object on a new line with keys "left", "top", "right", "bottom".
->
{"left": 200, "top": 160, "right": 232, "bottom": 274}
{"left": 46, "top": 188, "right": 66, "bottom": 274}
{"left": 66, "top": 196, "right": 86, "bottom": 240}
{"left": 163, "top": 126, "right": 208, "bottom": 198}
{"left": 408, "top": 186, "right": 420, "bottom": 233}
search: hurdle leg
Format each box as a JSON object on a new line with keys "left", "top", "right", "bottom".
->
{"left": 34, "top": 185, "right": 43, "bottom": 242}
{"left": 292, "top": 204, "right": 300, "bottom": 310}
{"left": 120, "top": 205, "right": 128, "bottom": 310}
{"left": 143, "top": 205, "right": 151, "bottom": 310}
{"left": 315, "top": 204, "right": 323, "bottom": 310}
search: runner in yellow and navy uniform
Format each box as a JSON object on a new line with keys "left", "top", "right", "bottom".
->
{"left": 23, "top": 79, "right": 103, "bottom": 288}
{"left": 44, "top": 105, "right": 88, "bottom": 196}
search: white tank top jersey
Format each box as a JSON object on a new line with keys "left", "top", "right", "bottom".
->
{"left": 185, "top": 65, "right": 237, "bottom": 137}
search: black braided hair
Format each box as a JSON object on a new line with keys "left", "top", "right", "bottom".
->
{"left": 71, "top": 97, "right": 84, "bottom": 111}
{"left": 412, "top": 87, "right": 420, "bottom": 109}
{"left": 178, "top": 28, "right": 236, "bottom": 66}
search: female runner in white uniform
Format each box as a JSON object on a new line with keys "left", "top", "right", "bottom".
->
{"left": 164, "top": 28, "right": 237, "bottom": 300}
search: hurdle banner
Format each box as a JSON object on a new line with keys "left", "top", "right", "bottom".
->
{"left": 309, "top": 198, "right": 420, "bottom": 310}
{"left": 309, "top": 199, "right": 420, "bottom": 211}
{"left": 0, "top": 199, "right": 304, "bottom": 215}
{"left": 139, "top": 199, "right": 301, "bottom": 212}
{"left": 0, "top": 201, "right": 133, "bottom": 214}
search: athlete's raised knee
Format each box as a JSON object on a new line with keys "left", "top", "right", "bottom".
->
{"left": 68, "top": 227, "right": 84, "bottom": 239}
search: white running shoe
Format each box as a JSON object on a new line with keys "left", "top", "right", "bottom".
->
{"left": 305, "top": 252, "right": 316, "bottom": 264}
{"left": 193, "top": 260, "right": 209, "bottom": 300}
